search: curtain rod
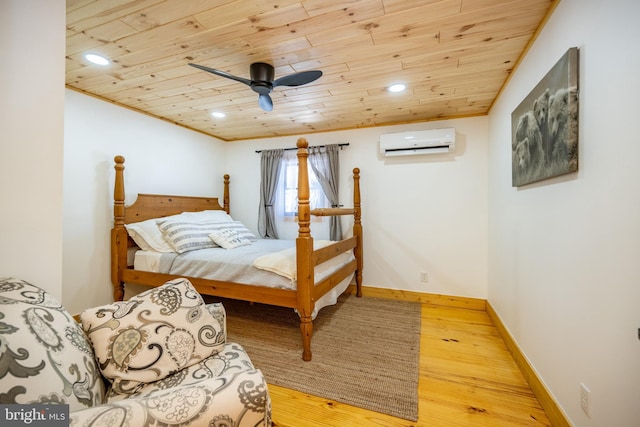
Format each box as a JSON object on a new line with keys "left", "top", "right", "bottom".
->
{"left": 255, "top": 143, "right": 349, "bottom": 153}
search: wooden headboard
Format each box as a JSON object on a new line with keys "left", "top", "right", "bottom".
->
{"left": 113, "top": 155, "right": 230, "bottom": 227}
{"left": 122, "top": 194, "right": 226, "bottom": 224}
{"left": 111, "top": 156, "right": 231, "bottom": 299}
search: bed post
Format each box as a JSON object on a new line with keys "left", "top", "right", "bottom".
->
{"left": 111, "top": 156, "right": 127, "bottom": 301}
{"left": 296, "top": 137, "right": 314, "bottom": 361}
{"left": 353, "top": 168, "right": 363, "bottom": 297}
{"left": 223, "top": 174, "right": 230, "bottom": 214}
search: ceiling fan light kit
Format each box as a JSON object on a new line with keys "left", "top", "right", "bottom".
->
{"left": 189, "top": 62, "right": 322, "bottom": 112}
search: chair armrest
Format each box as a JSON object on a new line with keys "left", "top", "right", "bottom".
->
{"left": 70, "top": 369, "right": 271, "bottom": 427}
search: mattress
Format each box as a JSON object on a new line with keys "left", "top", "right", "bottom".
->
{"left": 133, "top": 239, "right": 354, "bottom": 317}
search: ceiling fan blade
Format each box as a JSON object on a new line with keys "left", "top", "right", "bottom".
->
{"left": 258, "top": 94, "right": 273, "bottom": 112}
{"left": 188, "top": 63, "right": 252, "bottom": 86}
{"left": 273, "top": 70, "right": 323, "bottom": 88}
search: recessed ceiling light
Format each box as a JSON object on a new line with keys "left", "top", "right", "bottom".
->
{"left": 84, "top": 53, "right": 110, "bottom": 65}
{"left": 211, "top": 112, "right": 226, "bottom": 118}
{"left": 388, "top": 83, "right": 406, "bottom": 93}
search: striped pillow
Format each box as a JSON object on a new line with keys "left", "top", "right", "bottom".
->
{"left": 209, "top": 229, "right": 253, "bottom": 249}
{"left": 157, "top": 220, "right": 257, "bottom": 253}
{"left": 210, "top": 221, "right": 258, "bottom": 242}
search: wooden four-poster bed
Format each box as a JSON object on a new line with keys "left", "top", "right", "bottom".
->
{"left": 110, "top": 138, "right": 363, "bottom": 361}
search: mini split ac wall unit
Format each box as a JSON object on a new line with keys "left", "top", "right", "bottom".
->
{"left": 379, "top": 128, "right": 456, "bottom": 157}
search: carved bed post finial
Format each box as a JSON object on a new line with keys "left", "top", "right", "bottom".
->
{"left": 353, "top": 167, "right": 361, "bottom": 224}
{"left": 297, "top": 138, "right": 310, "bottom": 238}
{"left": 223, "top": 174, "right": 230, "bottom": 215}
{"left": 113, "top": 156, "right": 125, "bottom": 226}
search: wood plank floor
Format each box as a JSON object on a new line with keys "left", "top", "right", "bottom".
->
{"left": 268, "top": 303, "right": 551, "bottom": 426}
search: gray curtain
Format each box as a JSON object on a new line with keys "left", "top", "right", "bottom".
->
{"left": 258, "top": 149, "right": 284, "bottom": 238}
{"left": 308, "top": 144, "right": 342, "bottom": 240}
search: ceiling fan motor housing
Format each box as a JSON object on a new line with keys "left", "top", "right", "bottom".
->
{"left": 251, "top": 63, "right": 274, "bottom": 84}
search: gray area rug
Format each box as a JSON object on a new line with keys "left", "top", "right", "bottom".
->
{"left": 222, "top": 293, "right": 421, "bottom": 421}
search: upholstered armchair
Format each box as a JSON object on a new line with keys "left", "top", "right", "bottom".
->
{"left": 0, "top": 277, "right": 271, "bottom": 427}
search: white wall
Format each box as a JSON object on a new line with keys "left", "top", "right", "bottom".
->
{"left": 488, "top": 0, "right": 640, "bottom": 425}
{"left": 227, "top": 117, "right": 489, "bottom": 299}
{"left": 63, "top": 90, "right": 226, "bottom": 314}
{"left": 0, "top": 0, "right": 65, "bottom": 297}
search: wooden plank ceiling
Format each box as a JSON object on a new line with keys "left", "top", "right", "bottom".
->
{"left": 66, "top": 0, "right": 556, "bottom": 141}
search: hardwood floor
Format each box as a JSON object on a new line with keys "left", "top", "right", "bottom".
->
{"left": 268, "top": 302, "right": 551, "bottom": 426}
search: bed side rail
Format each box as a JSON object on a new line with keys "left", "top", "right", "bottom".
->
{"left": 312, "top": 236, "right": 358, "bottom": 266}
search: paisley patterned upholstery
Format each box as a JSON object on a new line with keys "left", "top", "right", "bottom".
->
{"left": 0, "top": 278, "right": 105, "bottom": 411}
{"left": 80, "top": 278, "right": 227, "bottom": 395}
{"left": 0, "top": 278, "right": 272, "bottom": 427}
{"left": 72, "top": 344, "right": 269, "bottom": 427}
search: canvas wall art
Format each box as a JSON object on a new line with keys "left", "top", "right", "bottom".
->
{"left": 511, "top": 47, "right": 579, "bottom": 187}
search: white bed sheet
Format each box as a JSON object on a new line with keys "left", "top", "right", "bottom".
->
{"left": 134, "top": 250, "right": 164, "bottom": 272}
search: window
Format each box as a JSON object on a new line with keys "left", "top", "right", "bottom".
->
{"left": 279, "top": 154, "right": 328, "bottom": 218}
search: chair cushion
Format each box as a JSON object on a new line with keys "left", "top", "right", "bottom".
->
{"left": 0, "top": 278, "right": 105, "bottom": 412}
{"left": 106, "top": 342, "right": 255, "bottom": 402}
{"left": 80, "top": 278, "right": 226, "bottom": 395}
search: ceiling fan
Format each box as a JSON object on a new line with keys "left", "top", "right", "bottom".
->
{"left": 188, "top": 62, "right": 323, "bottom": 112}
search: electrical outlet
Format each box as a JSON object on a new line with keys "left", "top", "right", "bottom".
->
{"left": 420, "top": 272, "right": 429, "bottom": 282}
{"left": 580, "top": 383, "right": 591, "bottom": 417}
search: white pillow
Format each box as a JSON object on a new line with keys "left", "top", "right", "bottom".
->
{"left": 125, "top": 218, "right": 174, "bottom": 252}
{"left": 182, "top": 210, "right": 233, "bottom": 223}
{"left": 209, "top": 229, "right": 253, "bottom": 249}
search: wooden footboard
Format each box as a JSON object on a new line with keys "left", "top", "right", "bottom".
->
{"left": 111, "top": 139, "right": 363, "bottom": 361}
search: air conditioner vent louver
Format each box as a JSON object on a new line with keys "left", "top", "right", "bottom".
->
{"left": 379, "top": 128, "right": 455, "bottom": 157}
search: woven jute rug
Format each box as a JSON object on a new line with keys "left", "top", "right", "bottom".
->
{"left": 222, "top": 293, "right": 421, "bottom": 422}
